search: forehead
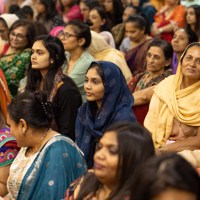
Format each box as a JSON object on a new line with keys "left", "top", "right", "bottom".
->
{"left": 175, "top": 29, "right": 187, "bottom": 36}
{"left": 11, "top": 26, "right": 27, "bottom": 33}
{"left": 100, "top": 131, "right": 118, "bottom": 145}
{"left": 148, "top": 46, "right": 164, "bottom": 56}
{"left": 64, "top": 25, "right": 76, "bottom": 33}
{"left": 32, "top": 40, "right": 47, "bottom": 50}
{"left": 184, "top": 46, "right": 200, "bottom": 58}
{"left": 187, "top": 7, "right": 195, "bottom": 13}
{"left": 86, "top": 67, "right": 101, "bottom": 77}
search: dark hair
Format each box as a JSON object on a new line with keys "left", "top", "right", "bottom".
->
{"left": 37, "top": 0, "right": 57, "bottom": 20}
{"left": 25, "top": 35, "right": 66, "bottom": 97}
{"left": 148, "top": 39, "right": 173, "bottom": 61}
{"left": 174, "top": 27, "right": 198, "bottom": 44}
{"left": 67, "top": 20, "right": 91, "bottom": 49}
{"left": 9, "top": 19, "right": 36, "bottom": 48}
{"left": 18, "top": 5, "right": 34, "bottom": 20}
{"left": 8, "top": 91, "right": 54, "bottom": 129}
{"left": 90, "top": 6, "right": 112, "bottom": 32}
{"left": 8, "top": 4, "right": 20, "bottom": 14}
{"left": 76, "top": 122, "right": 155, "bottom": 200}
{"left": 180, "top": 42, "right": 200, "bottom": 64}
{"left": 59, "top": 0, "right": 78, "bottom": 12}
{"left": 131, "top": 153, "right": 200, "bottom": 200}
{"left": 186, "top": 5, "right": 200, "bottom": 39}
{"left": 125, "top": 14, "right": 148, "bottom": 34}
{"left": 80, "top": 0, "right": 100, "bottom": 9}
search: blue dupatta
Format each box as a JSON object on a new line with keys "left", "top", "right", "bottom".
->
{"left": 76, "top": 61, "right": 136, "bottom": 167}
{"left": 17, "top": 135, "right": 87, "bottom": 200}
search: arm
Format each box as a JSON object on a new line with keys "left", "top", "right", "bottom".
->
{"left": 163, "top": 128, "right": 200, "bottom": 152}
{"left": 0, "top": 165, "right": 10, "bottom": 196}
{"left": 133, "top": 86, "right": 156, "bottom": 106}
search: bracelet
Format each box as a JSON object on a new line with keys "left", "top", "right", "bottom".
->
{"left": 158, "top": 145, "right": 164, "bottom": 153}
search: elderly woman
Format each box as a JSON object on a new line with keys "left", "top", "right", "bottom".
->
{"left": 144, "top": 42, "right": 200, "bottom": 165}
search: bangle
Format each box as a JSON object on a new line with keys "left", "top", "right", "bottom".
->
{"left": 158, "top": 28, "right": 163, "bottom": 34}
{"left": 158, "top": 145, "right": 164, "bottom": 153}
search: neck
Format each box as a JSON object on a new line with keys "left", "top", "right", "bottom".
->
{"left": 190, "top": 24, "right": 195, "bottom": 32}
{"left": 176, "top": 52, "right": 182, "bottom": 61}
{"left": 150, "top": 69, "right": 165, "bottom": 77}
{"left": 69, "top": 48, "right": 84, "bottom": 62}
{"left": 181, "top": 77, "right": 198, "bottom": 89}
{"left": 98, "top": 184, "right": 113, "bottom": 200}
{"left": 96, "top": 101, "right": 102, "bottom": 111}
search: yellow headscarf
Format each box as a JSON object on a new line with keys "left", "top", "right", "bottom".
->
{"left": 144, "top": 42, "right": 200, "bottom": 148}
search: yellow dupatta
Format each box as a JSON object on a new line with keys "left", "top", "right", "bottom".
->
{"left": 144, "top": 43, "right": 200, "bottom": 148}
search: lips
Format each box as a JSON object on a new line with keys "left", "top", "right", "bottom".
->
{"left": 31, "top": 61, "right": 38, "bottom": 65}
{"left": 94, "top": 162, "right": 105, "bottom": 170}
{"left": 85, "top": 92, "right": 93, "bottom": 96}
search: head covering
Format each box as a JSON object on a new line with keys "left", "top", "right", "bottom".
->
{"left": 0, "top": 127, "right": 19, "bottom": 167}
{"left": 144, "top": 42, "right": 200, "bottom": 148}
{"left": 76, "top": 61, "right": 136, "bottom": 167}
{"left": 49, "top": 26, "right": 64, "bottom": 37}
{"left": 0, "top": 13, "right": 19, "bottom": 28}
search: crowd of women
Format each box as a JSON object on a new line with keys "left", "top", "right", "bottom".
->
{"left": 0, "top": 0, "right": 200, "bottom": 199}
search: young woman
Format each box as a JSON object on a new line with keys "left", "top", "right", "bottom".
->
{"left": 59, "top": 20, "right": 94, "bottom": 101}
{"left": 0, "top": 91, "right": 86, "bottom": 200}
{"left": 120, "top": 14, "right": 152, "bottom": 75}
{"left": 132, "top": 153, "right": 200, "bottom": 200}
{"left": 171, "top": 28, "right": 198, "bottom": 74}
{"left": 65, "top": 121, "right": 155, "bottom": 200}
{"left": 89, "top": 6, "right": 115, "bottom": 48}
{"left": 186, "top": 4, "right": 200, "bottom": 42}
{"left": 76, "top": 61, "right": 136, "bottom": 168}
{"left": 25, "top": 35, "right": 82, "bottom": 141}
{"left": 129, "top": 39, "right": 173, "bottom": 125}
{"left": 144, "top": 42, "right": 200, "bottom": 159}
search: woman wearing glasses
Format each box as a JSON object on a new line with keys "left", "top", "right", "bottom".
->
{"left": 0, "top": 19, "right": 35, "bottom": 97}
{"left": 59, "top": 20, "right": 94, "bottom": 102}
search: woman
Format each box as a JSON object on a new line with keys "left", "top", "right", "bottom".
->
{"left": 25, "top": 35, "right": 82, "bottom": 141}
{"left": 171, "top": 28, "right": 198, "bottom": 74}
{"left": 76, "top": 61, "right": 136, "bottom": 168}
{"left": 144, "top": 42, "right": 200, "bottom": 158}
{"left": 59, "top": 20, "right": 94, "bottom": 101}
{"left": 120, "top": 14, "right": 153, "bottom": 75}
{"left": 151, "top": 0, "right": 186, "bottom": 42}
{"left": 0, "top": 91, "right": 86, "bottom": 200}
{"left": 89, "top": 6, "right": 115, "bottom": 48}
{"left": 65, "top": 121, "right": 155, "bottom": 199}
{"left": 129, "top": 39, "right": 173, "bottom": 125}
{"left": 89, "top": 30, "right": 132, "bottom": 83}
{"left": 132, "top": 153, "right": 200, "bottom": 200}
{"left": 0, "top": 19, "right": 35, "bottom": 97}
{"left": 56, "top": 0, "right": 83, "bottom": 23}
{"left": 186, "top": 4, "right": 200, "bottom": 42}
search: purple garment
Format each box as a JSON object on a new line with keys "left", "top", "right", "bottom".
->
{"left": 171, "top": 52, "right": 178, "bottom": 74}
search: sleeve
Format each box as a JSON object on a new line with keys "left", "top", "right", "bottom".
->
{"left": 53, "top": 79, "right": 82, "bottom": 141}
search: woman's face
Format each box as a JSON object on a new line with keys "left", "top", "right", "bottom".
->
{"left": 171, "top": 29, "right": 189, "bottom": 53}
{"left": 31, "top": 40, "right": 51, "bottom": 72}
{"left": 34, "top": 1, "right": 46, "bottom": 14}
{"left": 181, "top": 45, "right": 200, "bottom": 83}
{"left": 60, "top": 0, "right": 73, "bottom": 7}
{"left": 125, "top": 22, "right": 144, "bottom": 43}
{"left": 89, "top": 9, "right": 105, "bottom": 33}
{"left": 9, "top": 26, "right": 28, "bottom": 50}
{"left": 122, "top": 7, "right": 137, "bottom": 22}
{"left": 0, "top": 20, "right": 8, "bottom": 41}
{"left": 104, "top": 0, "right": 113, "bottom": 12}
{"left": 59, "top": 25, "right": 80, "bottom": 52}
{"left": 146, "top": 46, "right": 169, "bottom": 73}
{"left": 94, "top": 131, "right": 119, "bottom": 186}
{"left": 151, "top": 188, "right": 197, "bottom": 200}
{"left": 84, "top": 67, "right": 105, "bottom": 106}
{"left": 79, "top": 2, "right": 90, "bottom": 21}
{"left": 186, "top": 7, "right": 196, "bottom": 26}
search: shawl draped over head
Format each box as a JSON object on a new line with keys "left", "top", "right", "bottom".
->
{"left": 76, "top": 61, "right": 136, "bottom": 166}
{"left": 144, "top": 43, "right": 200, "bottom": 148}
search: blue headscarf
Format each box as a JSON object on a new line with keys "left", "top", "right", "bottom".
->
{"left": 76, "top": 61, "right": 136, "bottom": 167}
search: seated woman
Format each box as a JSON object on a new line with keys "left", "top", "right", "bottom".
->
{"left": 58, "top": 20, "right": 94, "bottom": 102}
{"left": 76, "top": 61, "right": 137, "bottom": 168}
{"left": 0, "top": 91, "right": 86, "bottom": 200}
{"left": 144, "top": 42, "right": 200, "bottom": 160}
{"left": 151, "top": 0, "right": 186, "bottom": 42}
{"left": 129, "top": 39, "right": 173, "bottom": 125}
{"left": 24, "top": 35, "right": 82, "bottom": 141}
{"left": 131, "top": 153, "right": 200, "bottom": 200}
{"left": 0, "top": 19, "right": 35, "bottom": 97}
{"left": 120, "top": 14, "right": 153, "bottom": 75}
{"left": 0, "top": 111, "right": 19, "bottom": 197}
{"left": 171, "top": 28, "right": 198, "bottom": 74}
{"left": 64, "top": 121, "right": 155, "bottom": 200}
